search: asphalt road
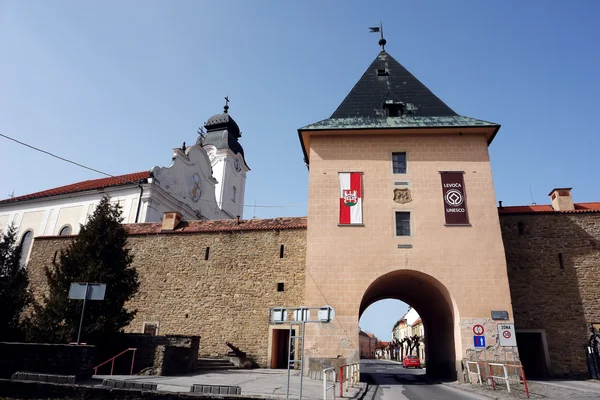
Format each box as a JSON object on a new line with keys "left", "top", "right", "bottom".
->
{"left": 360, "top": 360, "right": 488, "bottom": 400}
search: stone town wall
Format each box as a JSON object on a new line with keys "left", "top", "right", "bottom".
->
{"left": 500, "top": 212, "right": 600, "bottom": 376}
{"left": 0, "top": 342, "right": 96, "bottom": 379}
{"left": 26, "top": 228, "right": 306, "bottom": 367}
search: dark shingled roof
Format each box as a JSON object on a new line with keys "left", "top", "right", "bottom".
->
{"left": 331, "top": 51, "right": 457, "bottom": 119}
{"left": 199, "top": 112, "right": 248, "bottom": 168}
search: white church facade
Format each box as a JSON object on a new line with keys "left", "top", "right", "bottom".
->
{"left": 0, "top": 104, "right": 249, "bottom": 264}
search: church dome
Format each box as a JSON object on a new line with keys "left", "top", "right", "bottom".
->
{"left": 200, "top": 104, "right": 246, "bottom": 162}
{"left": 204, "top": 112, "right": 241, "bottom": 139}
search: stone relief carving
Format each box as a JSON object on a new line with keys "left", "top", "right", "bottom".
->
{"left": 393, "top": 188, "right": 412, "bottom": 204}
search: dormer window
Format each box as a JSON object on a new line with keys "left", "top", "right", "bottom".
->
{"left": 377, "top": 68, "right": 389, "bottom": 76}
{"left": 384, "top": 100, "right": 404, "bottom": 117}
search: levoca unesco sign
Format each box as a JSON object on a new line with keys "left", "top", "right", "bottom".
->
{"left": 440, "top": 171, "right": 469, "bottom": 225}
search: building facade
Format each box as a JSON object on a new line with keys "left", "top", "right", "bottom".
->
{"left": 19, "top": 44, "right": 600, "bottom": 380}
{"left": 26, "top": 214, "right": 306, "bottom": 368}
{"left": 499, "top": 189, "right": 600, "bottom": 378}
{"left": 0, "top": 105, "right": 249, "bottom": 265}
{"left": 298, "top": 46, "right": 512, "bottom": 379}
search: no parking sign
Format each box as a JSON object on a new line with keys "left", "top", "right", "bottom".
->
{"left": 497, "top": 323, "right": 517, "bottom": 347}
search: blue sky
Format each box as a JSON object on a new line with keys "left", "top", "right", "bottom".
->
{"left": 1, "top": 1, "right": 598, "bottom": 341}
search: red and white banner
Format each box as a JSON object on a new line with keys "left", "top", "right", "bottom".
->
{"left": 339, "top": 172, "right": 363, "bottom": 225}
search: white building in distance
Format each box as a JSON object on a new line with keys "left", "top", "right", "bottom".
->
{"left": 0, "top": 104, "right": 249, "bottom": 265}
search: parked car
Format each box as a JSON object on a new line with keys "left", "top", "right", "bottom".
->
{"left": 402, "top": 355, "right": 421, "bottom": 368}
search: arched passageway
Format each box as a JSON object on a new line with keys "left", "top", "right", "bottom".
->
{"left": 359, "top": 270, "right": 457, "bottom": 380}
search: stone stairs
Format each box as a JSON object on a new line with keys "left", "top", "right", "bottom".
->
{"left": 196, "top": 358, "right": 236, "bottom": 371}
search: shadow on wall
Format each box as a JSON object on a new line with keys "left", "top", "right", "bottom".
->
{"left": 500, "top": 213, "right": 599, "bottom": 378}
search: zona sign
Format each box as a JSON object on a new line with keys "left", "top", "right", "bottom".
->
{"left": 472, "top": 324, "right": 484, "bottom": 335}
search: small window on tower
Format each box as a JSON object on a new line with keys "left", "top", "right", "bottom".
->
{"left": 395, "top": 212, "right": 411, "bottom": 236}
{"left": 232, "top": 186, "right": 236, "bottom": 203}
{"left": 392, "top": 152, "right": 407, "bottom": 174}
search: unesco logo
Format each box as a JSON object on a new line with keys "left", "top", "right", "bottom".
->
{"left": 445, "top": 189, "right": 464, "bottom": 207}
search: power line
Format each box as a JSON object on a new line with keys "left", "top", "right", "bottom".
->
{"left": 0, "top": 132, "right": 306, "bottom": 209}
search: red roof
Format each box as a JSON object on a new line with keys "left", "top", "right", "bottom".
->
{"left": 498, "top": 202, "right": 600, "bottom": 215}
{"left": 0, "top": 171, "right": 151, "bottom": 205}
{"left": 125, "top": 217, "right": 307, "bottom": 235}
{"left": 36, "top": 216, "right": 307, "bottom": 238}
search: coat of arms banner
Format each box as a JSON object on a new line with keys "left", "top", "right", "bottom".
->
{"left": 339, "top": 172, "right": 363, "bottom": 225}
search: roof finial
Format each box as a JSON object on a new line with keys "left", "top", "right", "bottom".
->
{"left": 369, "top": 21, "right": 386, "bottom": 51}
{"left": 224, "top": 96, "right": 230, "bottom": 113}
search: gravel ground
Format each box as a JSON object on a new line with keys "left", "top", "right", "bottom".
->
{"left": 446, "top": 380, "right": 600, "bottom": 399}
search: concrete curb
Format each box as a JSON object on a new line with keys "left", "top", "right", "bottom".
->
{"left": 349, "top": 382, "right": 368, "bottom": 399}
{"left": 440, "top": 382, "right": 500, "bottom": 400}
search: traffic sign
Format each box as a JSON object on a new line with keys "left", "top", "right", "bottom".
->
{"left": 498, "top": 324, "right": 517, "bottom": 346}
{"left": 473, "top": 335, "right": 486, "bottom": 348}
{"left": 473, "top": 324, "right": 484, "bottom": 335}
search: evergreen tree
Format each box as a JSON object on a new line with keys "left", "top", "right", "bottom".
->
{"left": 0, "top": 224, "right": 30, "bottom": 341}
{"left": 26, "top": 196, "right": 139, "bottom": 344}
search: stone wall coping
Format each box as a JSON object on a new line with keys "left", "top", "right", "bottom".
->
{"left": 0, "top": 342, "right": 95, "bottom": 349}
{"left": 33, "top": 216, "right": 308, "bottom": 239}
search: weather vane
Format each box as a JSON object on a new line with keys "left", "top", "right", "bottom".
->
{"left": 224, "top": 96, "right": 230, "bottom": 113}
{"left": 369, "top": 21, "right": 386, "bottom": 51}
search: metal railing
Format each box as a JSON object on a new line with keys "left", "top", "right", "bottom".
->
{"left": 488, "top": 362, "right": 530, "bottom": 398}
{"left": 322, "top": 367, "right": 336, "bottom": 400}
{"left": 93, "top": 348, "right": 137, "bottom": 376}
{"left": 465, "top": 361, "right": 483, "bottom": 385}
{"left": 339, "top": 362, "right": 359, "bottom": 398}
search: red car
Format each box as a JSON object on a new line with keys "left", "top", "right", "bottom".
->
{"left": 402, "top": 355, "right": 421, "bottom": 368}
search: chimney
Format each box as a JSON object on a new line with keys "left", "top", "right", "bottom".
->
{"left": 498, "top": 200, "right": 503, "bottom": 209}
{"left": 548, "top": 188, "right": 574, "bottom": 211}
{"left": 162, "top": 211, "right": 183, "bottom": 231}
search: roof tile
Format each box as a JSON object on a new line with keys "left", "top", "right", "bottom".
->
{"left": 125, "top": 216, "right": 307, "bottom": 235}
{"left": 498, "top": 202, "right": 600, "bottom": 214}
{"left": 0, "top": 171, "right": 151, "bottom": 205}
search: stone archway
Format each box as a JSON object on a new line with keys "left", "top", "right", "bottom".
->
{"left": 359, "top": 270, "right": 458, "bottom": 380}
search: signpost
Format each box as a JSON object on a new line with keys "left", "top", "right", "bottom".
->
{"left": 473, "top": 324, "right": 484, "bottom": 336}
{"left": 498, "top": 324, "right": 517, "bottom": 347}
{"left": 473, "top": 336, "right": 486, "bottom": 348}
{"left": 68, "top": 282, "right": 107, "bottom": 344}
{"left": 269, "top": 305, "right": 335, "bottom": 400}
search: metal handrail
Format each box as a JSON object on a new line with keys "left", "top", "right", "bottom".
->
{"left": 93, "top": 348, "right": 137, "bottom": 376}
{"left": 339, "top": 362, "right": 359, "bottom": 398}
{"left": 465, "top": 361, "right": 483, "bottom": 385}
{"left": 322, "top": 367, "right": 336, "bottom": 400}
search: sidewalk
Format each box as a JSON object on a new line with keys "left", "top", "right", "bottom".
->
{"left": 447, "top": 378, "right": 600, "bottom": 399}
{"left": 93, "top": 369, "right": 364, "bottom": 400}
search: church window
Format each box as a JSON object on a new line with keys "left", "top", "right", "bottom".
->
{"left": 395, "top": 212, "right": 411, "bottom": 236}
{"left": 280, "top": 245, "right": 284, "bottom": 259}
{"left": 392, "top": 152, "right": 407, "bottom": 174}
{"left": 19, "top": 230, "right": 34, "bottom": 266}
{"left": 205, "top": 247, "right": 210, "bottom": 260}
{"left": 232, "top": 186, "right": 236, "bottom": 203}
{"left": 277, "top": 283, "right": 284, "bottom": 292}
{"left": 59, "top": 225, "right": 72, "bottom": 236}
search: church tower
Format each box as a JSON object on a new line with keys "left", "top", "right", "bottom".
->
{"left": 199, "top": 100, "right": 249, "bottom": 218}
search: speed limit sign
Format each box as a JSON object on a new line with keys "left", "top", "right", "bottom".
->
{"left": 498, "top": 324, "right": 517, "bottom": 346}
{"left": 473, "top": 324, "right": 484, "bottom": 335}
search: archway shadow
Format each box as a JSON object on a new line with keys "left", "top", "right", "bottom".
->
{"left": 359, "top": 270, "right": 457, "bottom": 381}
